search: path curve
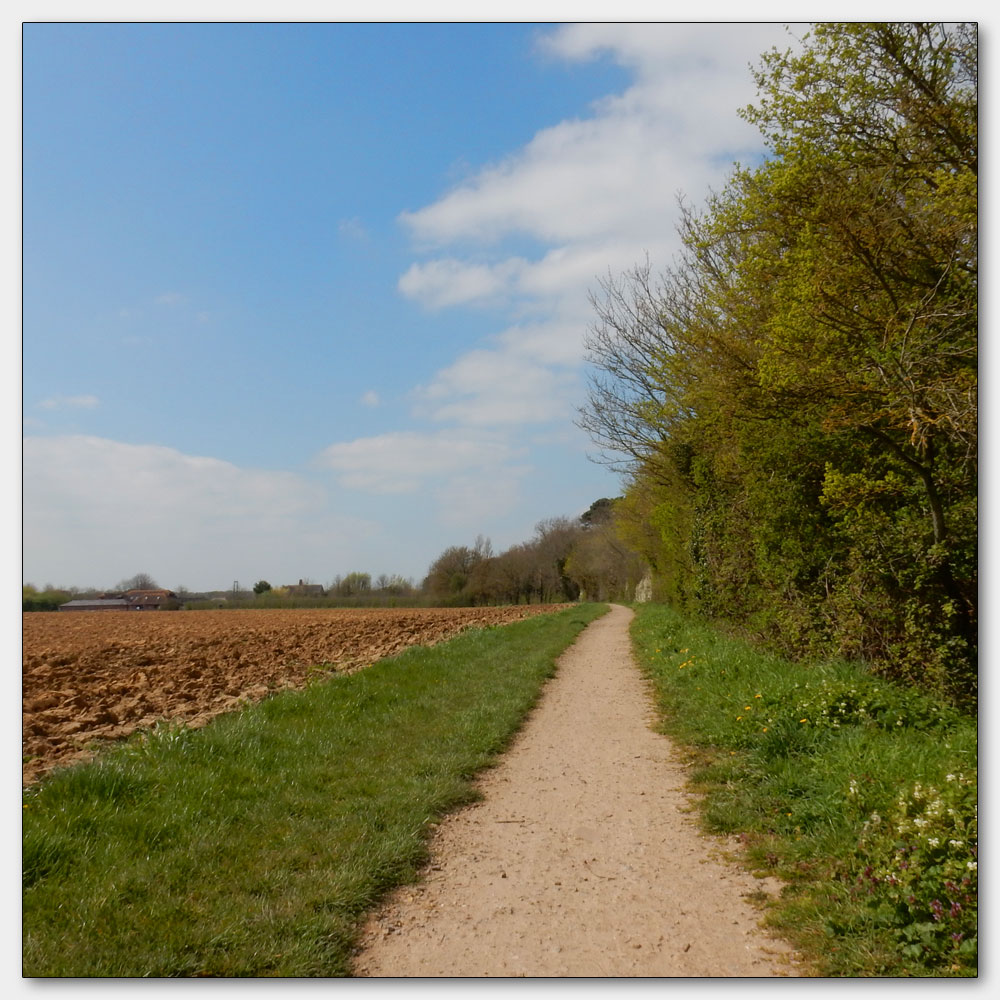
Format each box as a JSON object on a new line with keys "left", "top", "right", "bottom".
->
{"left": 353, "top": 604, "right": 799, "bottom": 977}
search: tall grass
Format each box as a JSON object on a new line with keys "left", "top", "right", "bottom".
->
{"left": 23, "top": 604, "right": 607, "bottom": 977}
{"left": 630, "top": 603, "right": 977, "bottom": 977}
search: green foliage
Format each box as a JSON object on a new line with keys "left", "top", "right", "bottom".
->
{"left": 252, "top": 580, "right": 272, "bottom": 595}
{"left": 630, "top": 602, "right": 977, "bottom": 976}
{"left": 581, "top": 22, "right": 977, "bottom": 707}
{"left": 22, "top": 585, "right": 73, "bottom": 612}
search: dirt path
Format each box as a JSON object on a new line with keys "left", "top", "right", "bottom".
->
{"left": 353, "top": 604, "right": 800, "bottom": 978}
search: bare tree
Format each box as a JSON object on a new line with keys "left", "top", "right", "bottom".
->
{"left": 116, "top": 572, "right": 159, "bottom": 591}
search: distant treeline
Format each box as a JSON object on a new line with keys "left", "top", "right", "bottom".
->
{"left": 24, "top": 502, "right": 648, "bottom": 613}
{"left": 190, "top": 502, "right": 647, "bottom": 610}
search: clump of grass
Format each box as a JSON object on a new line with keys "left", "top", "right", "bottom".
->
{"left": 630, "top": 603, "right": 977, "bottom": 977}
{"left": 23, "top": 604, "right": 607, "bottom": 977}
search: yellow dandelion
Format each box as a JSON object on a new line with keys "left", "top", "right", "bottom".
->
{"left": 799, "top": 718, "right": 807, "bottom": 723}
{"left": 762, "top": 727, "right": 768, "bottom": 732}
{"left": 745, "top": 706, "right": 751, "bottom": 711}
{"left": 755, "top": 694, "right": 762, "bottom": 699}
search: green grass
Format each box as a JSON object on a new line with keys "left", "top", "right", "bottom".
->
{"left": 630, "top": 603, "right": 977, "bottom": 978}
{"left": 22, "top": 603, "right": 608, "bottom": 977}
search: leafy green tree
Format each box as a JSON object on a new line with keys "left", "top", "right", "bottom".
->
{"left": 252, "top": 580, "right": 272, "bottom": 595}
{"left": 580, "top": 22, "right": 977, "bottom": 704}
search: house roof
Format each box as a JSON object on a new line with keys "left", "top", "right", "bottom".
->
{"left": 59, "top": 598, "right": 131, "bottom": 609}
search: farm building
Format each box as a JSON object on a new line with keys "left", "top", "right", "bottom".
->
{"left": 124, "top": 589, "right": 181, "bottom": 610}
{"left": 58, "top": 589, "right": 181, "bottom": 612}
{"left": 58, "top": 598, "right": 132, "bottom": 612}
{"left": 285, "top": 579, "right": 326, "bottom": 597}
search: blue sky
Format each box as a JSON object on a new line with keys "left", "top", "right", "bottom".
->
{"left": 22, "top": 20, "right": 800, "bottom": 593}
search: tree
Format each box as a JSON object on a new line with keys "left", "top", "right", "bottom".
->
{"left": 253, "top": 580, "right": 272, "bottom": 595}
{"left": 579, "top": 23, "right": 977, "bottom": 705}
{"left": 422, "top": 546, "right": 483, "bottom": 602}
{"left": 565, "top": 500, "right": 647, "bottom": 602}
{"left": 336, "top": 572, "right": 372, "bottom": 597}
{"left": 117, "top": 572, "right": 159, "bottom": 591}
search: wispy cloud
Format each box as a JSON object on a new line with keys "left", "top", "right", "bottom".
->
{"left": 155, "top": 291, "right": 185, "bottom": 306}
{"left": 338, "top": 216, "right": 370, "bottom": 241}
{"left": 318, "top": 428, "right": 524, "bottom": 493}
{"left": 360, "top": 389, "right": 380, "bottom": 408}
{"left": 37, "top": 394, "right": 100, "bottom": 410}
{"left": 317, "top": 427, "right": 532, "bottom": 527}
{"left": 413, "top": 350, "right": 576, "bottom": 427}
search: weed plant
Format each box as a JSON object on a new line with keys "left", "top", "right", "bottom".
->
{"left": 23, "top": 604, "right": 607, "bottom": 977}
{"left": 630, "top": 603, "right": 977, "bottom": 978}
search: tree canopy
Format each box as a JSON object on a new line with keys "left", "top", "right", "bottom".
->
{"left": 580, "top": 23, "right": 977, "bottom": 706}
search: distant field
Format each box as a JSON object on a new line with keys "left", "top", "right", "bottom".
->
{"left": 22, "top": 606, "right": 570, "bottom": 784}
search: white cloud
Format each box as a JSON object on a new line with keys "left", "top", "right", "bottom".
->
{"left": 400, "top": 24, "right": 786, "bottom": 253}
{"left": 394, "top": 23, "right": 793, "bottom": 436}
{"left": 361, "top": 389, "right": 380, "bottom": 408}
{"left": 22, "top": 435, "right": 377, "bottom": 590}
{"left": 155, "top": 291, "right": 185, "bottom": 306}
{"left": 37, "top": 394, "right": 100, "bottom": 410}
{"left": 398, "top": 257, "right": 528, "bottom": 310}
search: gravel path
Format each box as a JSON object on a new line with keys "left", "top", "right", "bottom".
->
{"left": 352, "top": 604, "right": 800, "bottom": 978}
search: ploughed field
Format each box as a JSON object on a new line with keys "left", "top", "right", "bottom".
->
{"left": 22, "top": 606, "right": 568, "bottom": 785}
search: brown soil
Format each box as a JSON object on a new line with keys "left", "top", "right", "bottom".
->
{"left": 22, "top": 605, "right": 568, "bottom": 785}
{"left": 353, "top": 604, "right": 801, "bottom": 978}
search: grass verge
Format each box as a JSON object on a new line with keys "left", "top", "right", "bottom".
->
{"left": 630, "top": 603, "right": 977, "bottom": 978}
{"left": 23, "top": 603, "right": 608, "bottom": 977}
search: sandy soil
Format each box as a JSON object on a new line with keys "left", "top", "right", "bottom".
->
{"left": 22, "top": 606, "right": 568, "bottom": 785}
{"left": 353, "top": 604, "right": 800, "bottom": 978}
